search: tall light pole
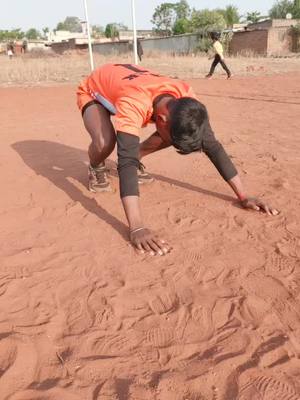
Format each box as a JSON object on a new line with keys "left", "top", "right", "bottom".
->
{"left": 131, "top": 0, "right": 138, "bottom": 64}
{"left": 83, "top": 0, "right": 94, "bottom": 71}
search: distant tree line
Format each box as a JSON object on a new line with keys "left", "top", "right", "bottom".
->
{"left": 151, "top": 0, "right": 300, "bottom": 35}
{"left": 1, "top": 0, "right": 299, "bottom": 42}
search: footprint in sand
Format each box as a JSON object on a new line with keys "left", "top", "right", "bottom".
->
{"left": 156, "top": 374, "right": 207, "bottom": 400}
{"left": 146, "top": 326, "right": 175, "bottom": 348}
{"left": 0, "top": 338, "right": 17, "bottom": 377}
{"left": 7, "top": 388, "right": 81, "bottom": 400}
{"left": 238, "top": 374, "right": 300, "bottom": 400}
{"left": 265, "top": 252, "right": 297, "bottom": 278}
{"left": 83, "top": 331, "right": 143, "bottom": 359}
{"left": 56, "top": 280, "right": 94, "bottom": 336}
{"left": 149, "top": 291, "right": 178, "bottom": 315}
{"left": 242, "top": 273, "right": 300, "bottom": 353}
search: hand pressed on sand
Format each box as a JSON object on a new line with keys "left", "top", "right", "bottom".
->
{"left": 228, "top": 175, "right": 279, "bottom": 216}
{"left": 130, "top": 228, "right": 171, "bottom": 256}
{"left": 122, "top": 195, "right": 171, "bottom": 256}
{"left": 241, "top": 197, "right": 279, "bottom": 216}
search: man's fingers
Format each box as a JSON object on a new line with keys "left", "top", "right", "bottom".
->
{"left": 260, "top": 203, "right": 272, "bottom": 215}
{"left": 135, "top": 242, "right": 145, "bottom": 254}
{"left": 148, "top": 239, "right": 163, "bottom": 255}
{"left": 271, "top": 208, "right": 280, "bottom": 216}
{"left": 140, "top": 240, "right": 155, "bottom": 255}
{"left": 134, "top": 238, "right": 153, "bottom": 255}
{"left": 153, "top": 238, "right": 170, "bottom": 254}
{"left": 131, "top": 229, "right": 171, "bottom": 256}
{"left": 242, "top": 198, "right": 279, "bottom": 217}
{"left": 248, "top": 202, "right": 260, "bottom": 211}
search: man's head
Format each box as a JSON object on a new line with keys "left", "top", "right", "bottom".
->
{"left": 169, "top": 97, "right": 208, "bottom": 154}
{"left": 210, "top": 31, "right": 221, "bottom": 41}
{"left": 153, "top": 96, "right": 209, "bottom": 154}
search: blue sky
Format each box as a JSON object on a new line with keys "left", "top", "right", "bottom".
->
{"left": 1, "top": 0, "right": 275, "bottom": 31}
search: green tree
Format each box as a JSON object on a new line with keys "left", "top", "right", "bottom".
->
{"left": 175, "top": 0, "right": 190, "bottom": 19}
{"left": 293, "top": 0, "right": 300, "bottom": 17}
{"left": 56, "top": 22, "right": 65, "bottom": 31}
{"left": 246, "top": 11, "right": 262, "bottom": 23}
{"left": 115, "top": 23, "right": 128, "bottom": 31}
{"left": 151, "top": 3, "right": 177, "bottom": 35}
{"left": 42, "top": 27, "right": 49, "bottom": 39}
{"left": 173, "top": 0, "right": 191, "bottom": 34}
{"left": 105, "top": 23, "right": 119, "bottom": 40}
{"left": 56, "top": 16, "right": 82, "bottom": 32}
{"left": 25, "top": 28, "right": 40, "bottom": 40}
{"left": 269, "top": 0, "right": 294, "bottom": 18}
{"left": 92, "top": 25, "right": 104, "bottom": 39}
{"left": 173, "top": 18, "right": 191, "bottom": 34}
{"left": 191, "top": 9, "right": 226, "bottom": 32}
{"left": 217, "top": 5, "right": 240, "bottom": 28}
{"left": 0, "top": 28, "right": 25, "bottom": 40}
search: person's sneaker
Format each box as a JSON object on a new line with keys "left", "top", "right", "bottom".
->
{"left": 205, "top": 74, "right": 213, "bottom": 79}
{"left": 88, "top": 163, "right": 111, "bottom": 192}
{"left": 227, "top": 74, "right": 233, "bottom": 79}
{"left": 138, "top": 163, "right": 154, "bottom": 185}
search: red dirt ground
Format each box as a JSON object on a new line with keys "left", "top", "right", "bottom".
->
{"left": 1, "top": 73, "right": 300, "bottom": 399}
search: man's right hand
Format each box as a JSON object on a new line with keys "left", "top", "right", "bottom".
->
{"left": 130, "top": 228, "right": 170, "bottom": 256}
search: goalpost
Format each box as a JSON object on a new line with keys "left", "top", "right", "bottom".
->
{"left": 83, "top": 0, "right": 139, "bottom": 72}
{"left": 83, "top": 0, "right": 94, "bottom": 71}
{"left": 131, "top": 0, "right": 139, "bottom": 64}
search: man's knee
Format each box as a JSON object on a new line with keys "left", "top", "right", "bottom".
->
{"left": 91, "top": 136, "right": 116, "bottom": 155}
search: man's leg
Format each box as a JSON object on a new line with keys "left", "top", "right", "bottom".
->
{"left": 83, "top": 102, "right": 116, "bottom": 192}
{"left": 206, "top": 55, "right": 220, "bottom": 78}
{"left": 220, "top": 59, "right": 232, "bottom": 78}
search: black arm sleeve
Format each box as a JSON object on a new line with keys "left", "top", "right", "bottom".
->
{"left": 202, "top": 120, "right": 237, "bottom": 181}
{"left": 117, "top": 131, "right": 140, "bottom": 198}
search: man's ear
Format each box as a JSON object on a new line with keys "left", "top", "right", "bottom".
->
{"left": 156, "top": 114, "right": 168, "bottom": 124}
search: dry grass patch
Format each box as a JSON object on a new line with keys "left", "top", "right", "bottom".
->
{"left": 0, "top": 51, "right": 300, "bottom": 86}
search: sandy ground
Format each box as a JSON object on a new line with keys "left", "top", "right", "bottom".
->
{"left": 1, "top": 72, "right": 300, "bottom": 400}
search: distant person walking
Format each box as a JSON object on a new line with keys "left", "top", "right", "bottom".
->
{"left": 21, "top": 39, "right": 28, "bottom": 54}
{"left": 137, "top": 39, "right": 143, "bottom": 62}
{"left": 7, "top": 43, "right": 14, "bottom": 59}
{"left": 206, "top": 32, "right": 231, "bottom": 79}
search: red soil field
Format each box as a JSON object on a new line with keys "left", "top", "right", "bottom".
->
{"left": 0, "top": 73, "right": 300, "bottom": 399}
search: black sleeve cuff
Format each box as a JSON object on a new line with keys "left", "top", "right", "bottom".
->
{"left": 202, "top": 121, "right": 237, "bottom": 181}
{"left": 117, "top": 131, "right": 140, "bottom": 198}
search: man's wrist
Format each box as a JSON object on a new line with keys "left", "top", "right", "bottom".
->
{"left": 130, "top": 227, "right": 145, "bottom": 235}
{"left": 129, "top": 221, "right": 144, "bottom": 231}
{"left": 237, "top": 193, "right": 247, "bottom": 202}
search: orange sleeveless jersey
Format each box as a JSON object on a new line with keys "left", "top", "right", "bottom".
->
{"left": 77, "top": 63, "right": 196, "bottom": 136}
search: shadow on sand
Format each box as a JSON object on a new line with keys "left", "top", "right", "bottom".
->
{"left": 12, "top": 140, "right": 236, "bottom": 238}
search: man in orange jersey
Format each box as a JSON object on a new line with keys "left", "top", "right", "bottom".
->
{"left": 77, "top": 63, "right": 278, "bottom": 256}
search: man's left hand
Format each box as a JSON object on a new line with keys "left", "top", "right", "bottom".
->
{"left": 241, "top": 197, "right": 279, "bottom": 216}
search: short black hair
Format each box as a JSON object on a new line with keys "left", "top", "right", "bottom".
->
{"left": 169, "top": 97, "right": 208, "bottom": 155}
{"left": 210, "top": 31, "right": 221, "bottom": 40}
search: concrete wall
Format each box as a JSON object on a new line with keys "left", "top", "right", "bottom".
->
{"left": 141, "top": 33, "right": 203, "bottom": 54}
{"left": 272, "top": 19, "right": 299, "bottom": 28}
{"left": 92, "top": 33, "right": 204, "bottom": 56}
{"left": 93, "top": 41, "right": 132, "bottom": 55}
{"left": 248, "top": 19, "right": 299, "bottom": 30}
{"left": 267, "top": 27, "right": 292, "bottom": 55}
{"left": 248, "top": 20, "right": 272, "bottom": 30}
{"left": 51, "top": 39, "right": 77, "bottom": 54}
{"left": 230, "top": 30, "right": 269, "bottom": 55}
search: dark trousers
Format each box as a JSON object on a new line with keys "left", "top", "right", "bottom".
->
{"left": 208, "top": 54, "right": 231, "bottom": 77}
